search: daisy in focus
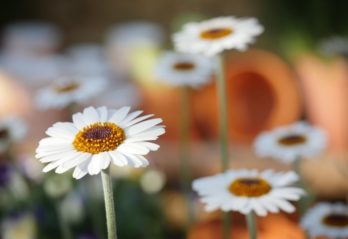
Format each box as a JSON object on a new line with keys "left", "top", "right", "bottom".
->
{"left": 154, "top": 51, "right": 213, "bottom": 88}
{"left": 253, "top": 121, "right": 326, "bottom": 164}
{"left": 192, "top": 169, "right": 304, "bottom": 216}
{"left": 301, "top": 203, "right": 348, "bottom": 238}
{"left": 35, "top": 76, "right": 107, "bottom": 110}
{"left": 173, "top": 16, "right": 264, "bottom": 56}
{"left": 36, "top": 106, "right": 165, "bottom": 179}
{"left": 0, "top": 117, "right": 27, "bottom": 153}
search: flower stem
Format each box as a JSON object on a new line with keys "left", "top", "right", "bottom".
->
{"left": 246, "top": 212, "right": 257, "bottom": 239}
{"left": 216, "top": 54, "right": 230, "bottom": 172}
{"left": 215, "top": 54, "right": 231, "bottom": 239}
{"left": 179, "top": 86, "right": 195, "bottom": 226}
{"left": 55, "top": 200, "right": 72, "bottom": 239}
{"left": 101, "top": 168, "right": 118, "bottom": 239}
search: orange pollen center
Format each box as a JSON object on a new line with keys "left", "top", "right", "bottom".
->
{"left": 55, "top": 82, "right": 80, "bottom": 93}
{"left": 73, "top": 122, "right": 125, "bottom": 154}
{"left": 173, "top": 62, "right": 195, "bottom": 71}
{"left": 228, "top": 177, "right": 271, "bottom": 197}
{"left": 322, "top": 214, "right": 348, "bottom": 228}
{"left": 278, "top": 134, "right": 307, "bottom": 146}
{"left": 200, "top": 27, "right": 233, "bottom": 40}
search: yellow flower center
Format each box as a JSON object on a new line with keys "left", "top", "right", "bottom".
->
{"left": 228, "top": 177, "right": 271, "bottom": 197}
{"left": 322, "top": 214, "right": 348, "bottom": 228}
{"left": 173, "top": 62, "right": 195, "bottom": 71}
{"left": 278, "top": 134, "right": 307, "bottom": 146}
{"left": 55, "top": 82, "right": 80, "bottom": 93}
{"left": 200, "top": 27, "right": 233, "bottom": 40}
{"left": 73, "top": 122, "right": 125, "bottom": 154}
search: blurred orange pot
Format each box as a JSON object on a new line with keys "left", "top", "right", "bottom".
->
{"left": 295, "top": 54, "right": 348, "bottom": 152}
{"left": 192, "top": 49, "right": 302, "bottom": 143}
{"left": 188, "top": 213, "right": 306, "bottom": 239}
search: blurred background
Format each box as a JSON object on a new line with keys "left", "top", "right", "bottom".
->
{"left": 1, "top": 0, "right": 348, "bottom": 238}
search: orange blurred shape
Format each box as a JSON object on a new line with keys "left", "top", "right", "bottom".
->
{"left": 188, "top": 213, "right": 306, "bottom": 239}
{"left": 295, "top": 55, "right": 348, "bottom": 153}
{"left": 192, "top": 49, "right": 302, "bottom": 143}
{"left": 0, "top": 72, "right": 30, "bottom": 117}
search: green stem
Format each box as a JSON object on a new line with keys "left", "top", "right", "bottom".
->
{"left": 246, "top": 212, "right": 257, "bottom": 239}
{"left": 55, "top": 200, "right": 73, "bottom": 239}
{"left": 216, "top": 54, "right": 230, "bottom": 172}
{"left": 179, "top": 86, "right": 195, "bottom": 226}
{"left": 101, "top": 168, "right": 118, "bottom": 239}
{"left": 215, "top": 54, "right": 231, "bottom": 239}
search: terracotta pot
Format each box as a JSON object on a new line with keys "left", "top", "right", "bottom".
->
{"left": 192, "top": 49, "right": 302, "bottom": 143}
{"left": 295, "top": 54, "right": 348, "bottom": 153}
{"left": 188, "top": 213, "right": 306, "bottom": 239}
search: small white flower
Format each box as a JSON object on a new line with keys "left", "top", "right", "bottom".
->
{"left": 0, "top": 117, "right": 27, "bottom": 153}
{"left": 319, "top": 36, "right": 348, "bottom": 57}
{"left": 155, "top": 51, "right": 213, "bottom": 87}
{"left": 301, "top": 203, "right": 348, "bottom": 238}
{"left": 253, "top": 121, "right": 326, "bottom": 164}
{"left": 35, "top": 75, "right": 107, "bottom": 110}
{"left": 173, "top": 16, "right": 264, "bottom": 56}
{"left": 36, "top": 106, "right": 165, "bottom": 179}
{"left": 192, "top": 169, "right": 304, "bottom": 217}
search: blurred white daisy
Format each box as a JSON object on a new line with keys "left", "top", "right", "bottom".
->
{"left": 173, "top": 16, "right": 264, "bottom": 56}
{"left": 192, "top": 169, "right": 304, "bottom": 216}
{"left": 253, "top": 122, "right": 326, "bottom": 164}
{"left": 319, "top": 36, "right": 348, "bottom": 57}
{"left": 155, "top": 51, "right": 213, "bottom": 87}
{"left": 0, "top": 117, "right": 27, "bottom": 153}
{"left": 301, "top": 203, "right": 348, "bottom": 238}
{"left": 35, "top": 76, "right": 107, "bottom": 110}
{"left": 36, "top": 106, "right": 165, "bottom": 179}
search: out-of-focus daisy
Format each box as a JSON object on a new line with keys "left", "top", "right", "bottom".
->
{"left": 155, "top": 51, "right": 213, "bottom": 87}
{"left": 253, "top": 122, "right": 326, "bottom": 164}
{"left": 301, "top": 203, "right": 348, "bottom": 238}
{"left": 1, "top": 212, "right": 37, "bottom": 239}
{"left": 192, "top": 169, "right": 304, "bottom": 216}
{"left": 0, "top": 117, "right": 27, "bottom": 153}
{"left": 140, "top": 169, "right": 166, "bottom": 194}
{"left": 173, "top": 16, "right": 264, "bottom": 56}
{"left": 36, "top": 106, "right": 165, "bottom": 179}
{"left": 35, "top": 76, "right": 107, "bottom": 110}
{"left": 43, "top": 174, "right": 72, "bottom": 199}
{"left": 319, "top": 36, "right": 348, "bottom": 57}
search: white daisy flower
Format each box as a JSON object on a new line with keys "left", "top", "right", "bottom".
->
{"left": 154, "top": 51, "right": 213, "bottom": 87}
{"left": 36, "top": 106, "right": 165, "bottom": 179}
{"left": 35, "top": 75, "right": 107, "bottom": 110}
{"left": 192, "top": 169, "right": 304, "bottom": 217}
{"left": 173, "top": 16, "right": 264, "bottom": 56}
{"left": 301, "top": 203, "right": 348, "bottom": 238}
{"left": 253, "top": 122, "right": 326, "bottom": 164}
{"left": 0, "top": 117, "right": 27, "bottom": 153}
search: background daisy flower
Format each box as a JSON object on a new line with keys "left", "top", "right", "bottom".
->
{"left": 0, "top": 117, "right": 27, "bottom": 153}
{"left": 36, "top": 106, "right": 165, "bottom": 179}
{"left": 301, "top": 203, "right": 348, "bottom": 238}
{"left": 192, "top": 169, "right": 304, "bottom": 216}
{"left": 173, "top": 16, "right": 264, "bottom": 56}
{"left": 154, "top": 51, "right": 213, "bottom": 88}
{"left": 35, "top": 76, "right": 107, "bottom": 110}
{"left": 253, "top": 121, "right": 326, "bottom": 163}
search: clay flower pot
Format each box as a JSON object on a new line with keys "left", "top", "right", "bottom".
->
{"left": 192, "top": 49, "right": 302, "bottom": 143}
{"left": 295, "top": 54, "right": 348, "bottom": 152}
